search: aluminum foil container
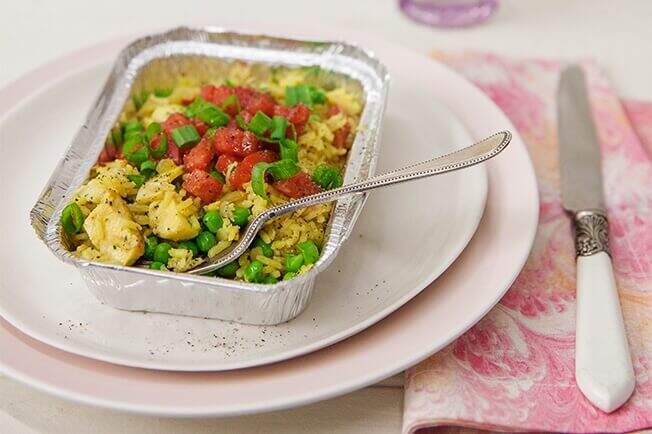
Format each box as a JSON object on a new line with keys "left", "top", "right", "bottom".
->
{"left": 30, "top": 27, "right": 389, "bottom": 325}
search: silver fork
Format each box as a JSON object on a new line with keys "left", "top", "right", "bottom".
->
{"left": 189, "top": 130, "right": 511, "bottom": 275}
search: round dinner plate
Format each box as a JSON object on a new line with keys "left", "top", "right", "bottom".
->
{"left": 0, "top": 29, "right": 538, "bottom": 416}
{"left": 0, "top": 39, "right": 488, "bottom": 371}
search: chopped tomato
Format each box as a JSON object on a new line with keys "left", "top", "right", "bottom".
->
{"left": 162, "top": 113, "right": 192, "bottom": 164}
{"left": 234, "top": 87, "right": 275, "bottom": 116}
{"left": 273, "top": 172, "right": 321, "bottom": 198}
{"left": 332, "top": 124, "right": 351, "bottom": 148}
{"left": 182, "top": 170, "right": 223, "bottom": 204}
{"left": 230, "top": 150, "right": 278, "bottom": 189}
{"left": 213, "top": 126, "right": 260, "bottom": 157}
{"left": 183, "top": 136, "right": 215, "bottom": 172}
{"left": 201, "top": 85, "right": 237, "bottom": 115}
{"left": 97, "top": 140, "right": 117, "bottom": 163}
{"left": 215, "top": 154, "right": 240, "bottom": 174}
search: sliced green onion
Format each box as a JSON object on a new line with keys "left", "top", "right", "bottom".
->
{"left": 285, "top": 86, "right": 298, "bottom": 106}
{"left": 210, "top": 170, "right": 226, "bottom": 183}
{"left": 279, "top": 138, "right": 299, "bottom": 162}
{"left": 251, "top": 162, "right": 271, "bottom": 199}
{"left": 184, "top": 98, "right": 204, "bottom": 118}
{"left": 153, "top": 88, "right": 172, "bottom": 98}
{"left": 312, "top": 164, "right": 343, "bottom": 190}
{"left": 145, "top": 122, "right": 162, "bottom": 142}
{"left": 122, "top": 137, "right": 149, "bottom": 166}
{"left": 197, "top": 105, "right": 229, "bottom": 128}
{"left": 127, "top": 174, "right": 146, "bottom": 187}
{"left": 248, "top": 111, "right": 273, "bottom": 136}
{"left": 224, "top": 79, "right": 235, "bottom": 87}
{"left": 270, "top": 116, "right": 288, "bottom": 140}
{"left": 267, "top": 159, "right": 300, "bottom": 180}
{"left": 60, "top": 202, "right": 85, "bottom": 234}
{"left": 297, "top": 240, "right": 320, "bottom": 264}
{"left": 150, "top": 134, "right": 168, "bottom": 159}
{"left": 285, "top": 84, "right": 326, "bottom": 107}
{"left": 123, "top": 121, "right": 143, "bottom": 140}
{"left": 171, "top": 125, "right": 200, "bottom": 148}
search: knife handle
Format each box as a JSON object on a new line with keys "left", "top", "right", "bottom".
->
{"left": 574, "top": 212, "right": 635, "bottom": 413}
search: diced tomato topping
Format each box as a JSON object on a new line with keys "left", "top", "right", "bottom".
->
{"left": 273, "top": 172, "right": 321, "bottom": 198}
{"left": 183, "top": 136, "right": 215, "bottom": 172}
{"left": 213, "top": 126, "right": 260, "bottom": 157}
{"left": 162, "top": 113, "right": 193, "bottom": 164}
{"left": 191, "top": 118, "right": 209, "bottom": 136}
{"left": 182, "top": 170, "right": 223, "bottom": 204}
{"left": 235, "top": 87, "right": 275, "bottom": 116}
{"left": 230, "top": 150, "right": 278, "bottom": 190}
{"left": 273, "top": 105, "right": 290, "bottom": 118}
{"left": 215, "top": 154, "right": 240, "bottom": 174}
{"left": 201, "top": 85, "right": 237, "bottom": 115}
{"left": 333, "top": 124, "right": 351, "bottom": 148}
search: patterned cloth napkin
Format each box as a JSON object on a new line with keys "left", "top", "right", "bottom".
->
{"left": 402, "top": 51, "right": 652, "bottom": 434}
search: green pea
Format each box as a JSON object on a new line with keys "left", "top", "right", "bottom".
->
{"left": 60, "top": 202, "right": 85, "bottom": 234}
{"left": 177, "top": 240, "right": 198, "bottom": 257}
{"left": 244, "top": 260, "right": 264, "bottom": 282}
{"left": 262, "top": 275, "right": 279, "bottom": 284}
{"left": 153, "top": 242, "right": 172, "bottom": 264}
{"left": 144, "top": 236, "right": 159, "bottom": 260}
{"left": 285, "top": 254, "right": 304, "bottom": 273}
{"left": 253, "top": 237, "right": 274, "bottom": 258}
{"left": 283, "top": 272, "right": 297, "bottom": 281}
{"left": 215, "top": 261, "right": 239, "bottom": 278}
{"left": 232, "top": 207, "right": 251, "bottom": 226}
{"left": 297, "top": 240, "right": 320, "bottom": 264}
{"left": 150, "top": 261, "right": 164, "bottom": 270}
{"left": 202, "top": 210, "right": 224, "bottom": 233}
{"left": 196, "top": 231, "right": 217, "bottom": 253}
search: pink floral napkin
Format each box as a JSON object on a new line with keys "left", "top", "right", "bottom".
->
{"left": 402, "top": 52, "right": 652, "bottom": 434}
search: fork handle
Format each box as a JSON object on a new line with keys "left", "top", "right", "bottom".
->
{"left": 573, "top": 212, "right": 634, "bottom": 413}
{"left": 266, "top": 131, "right": 511, "bottom": 219}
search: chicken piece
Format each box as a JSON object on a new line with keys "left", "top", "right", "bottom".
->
{"left": 148, "top": 190, "right": 201, "bottom": 241}
{"left": 83, "top": 192, "right": 144, "bottom": 266}
{"left": 135, "top": 177, "right": 176, "bottom": 205}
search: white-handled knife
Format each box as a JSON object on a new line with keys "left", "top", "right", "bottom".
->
{"left": 558, "top": 65, "right": 635, "bottom": 413}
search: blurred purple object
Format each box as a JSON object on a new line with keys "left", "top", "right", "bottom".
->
{"left": 399, "top": 0, "right": 499, "bottom": 28}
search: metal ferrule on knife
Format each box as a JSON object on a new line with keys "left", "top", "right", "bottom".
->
{"left": 572, "top": 209, "right": 610, "bottom": 257}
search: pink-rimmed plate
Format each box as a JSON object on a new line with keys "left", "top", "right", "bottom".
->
{"left": 0, "top": 30, "right": 538, "bottom": 416}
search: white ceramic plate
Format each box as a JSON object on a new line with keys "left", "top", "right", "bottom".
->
{"left": 0, "top": 30, "right": 538, "bottom": 416}
{"left": 0, "top": 44, "right": 486, "bottom": 370}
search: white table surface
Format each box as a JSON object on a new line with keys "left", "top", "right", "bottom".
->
{"left": 2, "top": 1, "right": 651, "bottom": 432}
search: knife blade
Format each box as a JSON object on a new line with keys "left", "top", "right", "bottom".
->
{"left": 557, "top": 65, "right": 634, "bottom": 413}
{"left": 558, "top": 65, "right": 605, "bottom": 213}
